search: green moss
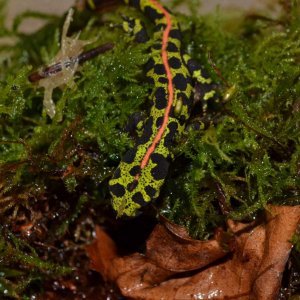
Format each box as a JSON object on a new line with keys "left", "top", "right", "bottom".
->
{"left": 1, "top": 0, "right": 300, "bottom": 297}
{"left": 0, "top": 227, "right": 70, "bottom": 298}
{"left": 162, "top": 1, "right": 300, "bottom": 237}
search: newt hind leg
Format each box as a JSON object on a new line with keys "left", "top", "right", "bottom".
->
{"left": 183, "top": 54, "right": 219, "bottom": 115}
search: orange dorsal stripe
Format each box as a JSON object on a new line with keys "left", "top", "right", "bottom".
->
{"left": 140, "top": 0, "right": 173, "bottom": 170}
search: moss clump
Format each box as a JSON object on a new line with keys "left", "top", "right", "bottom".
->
{"left": 0, "top": 0, "right": 300, "bottom": 298}
{"left": 162, "top": 2, "right": 300, "bottom": 239}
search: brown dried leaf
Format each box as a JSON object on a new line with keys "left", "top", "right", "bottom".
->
{"left": 146, "top": 218, "right": 231, "bottom": 272}
{"left": 86, "top": 226, "right": 118, "bottom": 281}
{"left": 87, "top": 205, "right": 300, "bottom": 300}
{"left": 252, "top": 205, "right": 300, "bottom": 299}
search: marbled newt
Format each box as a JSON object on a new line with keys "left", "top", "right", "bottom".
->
{"left": 88, "top": 0, "right": 217, "bottom": 217}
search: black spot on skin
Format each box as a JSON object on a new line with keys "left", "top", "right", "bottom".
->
{"left": 154, "top": 23, "right": 166, "bottom": 32}
{"left": 137, "top": 135, "right": 147, "bottom": 146}
{"left": 168, "top": 57, "right": 181, "bottom": 69}
{"left": 169, "top": 106, "right": 175, "bottom": 118}
{"left": 169, "top": 29, "right": 182, "bottom": 40}
{"left": 145, "top": 57, "right": 155, "bottom": 72}
{"left": 186, "top": 58, "right": 198, "bottom": 73}
{"left": 156, "top": 116, "right": 163, "bottom": 128}
{"left": 109, "top": 183, "right": 126, "bottom": 197}
{"left": 146, "top": 77, "right": 155, "bottom": 85}
{"left": 129, "top": 165, "right": 141, "bottom": 176}
{"left": 127, "top": 179, "right": 138, "bottom": 192}
{"left": 155, "top": 87, "right": 167, "bottom": 110}
{"left": 132, "top": 192, "right": 146, "bottom": 206}
{"left": 158, "top": 77, "right": 168, "bottom": 84}
{"left": 150, "top": 153, "right": 169, "bottom": 180}
{"left": 173, "top": 73, "right": 188, "bottom": 91}
{"left": 129, "top": 0, "right": 140, "bottom": 8}
{"left": 137, "top": 116, "right": 153, "bottom": 145}
{"left": 144, "top": 6, "right": 164, "bottom": 22}
{"left": 199, "top": 67, "right": 211, "bottom": 80}
{"left": 122, "top": 148, "right": 136, "bottom": 164}
{"left": 112, "top": 167, "right": 121, "bottom": 179}
{"left": 164, "top": 121, "right": 178, "bottom": 148}
{"left": 168, "top": 121, "right": 179, "bottom": 132}
{"left": 145, "top": 185, "right": 157, "bottom": 198}
{"left": 135, "top": 27, "right": 149, "bottom": 43}
{"left": 179, "top": 115, "right": 187, "bottom": 126}
{"left": 167, "top": 42, "right": 179, "bottom": 52}
{"left": 187, "top": 59, "right": 210, "bottom": 79}
{"left": 153, "top": 43, "right": 161, "bottom": 50}
{"left": 154, "top": 64, "right": 165, "bottom": 75}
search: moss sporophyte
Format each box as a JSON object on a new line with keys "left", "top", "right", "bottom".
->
{"left": 0, "top": 0, "right": 300, "bottom": 298}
